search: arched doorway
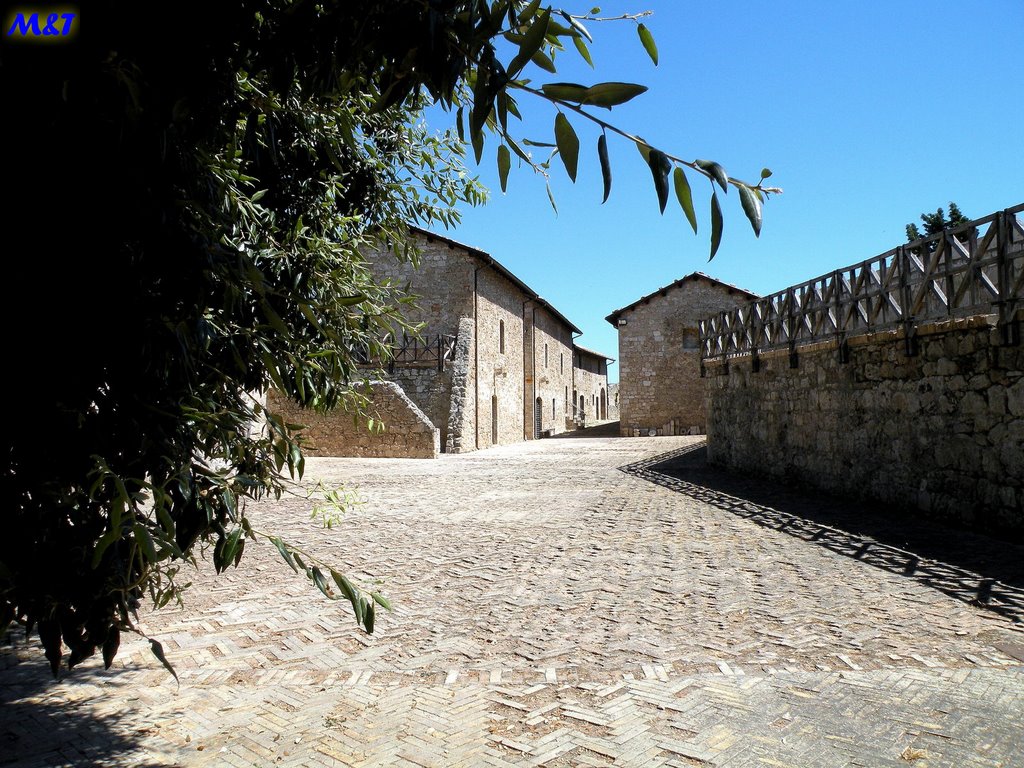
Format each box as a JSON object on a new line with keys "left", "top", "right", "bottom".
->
{"left": 534, "top": 397, "right": 543, "bottom": 439}
{"left": 491, "top": 395, "right": 498, "bottom": 445}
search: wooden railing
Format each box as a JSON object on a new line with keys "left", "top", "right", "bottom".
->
{"left": 700, "top": 204, "right": 1024, "bottom": 366}
{"left": 354, "top": 333, "right": 457, "bottom": 371}
{"left": 387, "top": 333, "right": 458, "bottom": 371}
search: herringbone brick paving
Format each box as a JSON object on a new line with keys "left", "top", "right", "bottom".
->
{"left": 2, "top": 429, "right": 1022, "bottom": 766}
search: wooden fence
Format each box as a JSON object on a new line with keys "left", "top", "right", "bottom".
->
{"left": 387, "top": 333, "right": 458, "bottom": 371}
{"left": 700, "top": 204, "right": 1024, "bottom": 366}
{"left": 353, "top": 333, "right": 458, "bottom": 371}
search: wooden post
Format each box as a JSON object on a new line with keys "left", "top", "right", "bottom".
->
{"left": 833, "top": 269, "right": 848, "bottom": 364}
{"left": 995, "top": 210, "right": 1021, "bottom": 346}
{"left": 943, "top": 233, "right": 955, "bottom": 320}
{"left": 699, "top": 319, "right": 708, "bottom": 378}
{"left": 719, "top": 311, "right": 730, "bottom": 374}
{"left": 787, "top": 287, "right": 798, "bottom": 368}
{"left": 898, "top": 245, "right": 918, "bottom": 357}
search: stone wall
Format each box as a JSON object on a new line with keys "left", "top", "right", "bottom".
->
{"left": 529, "top": 304, "right": 575, "bottom": 437}
{"left": 390, "top": 366, "right": 452, "bottom": 449}
{"left": 574, "top": 350, "right": 609, "bottom": 424}
{"left": 267, "top": 382, "right": 439, "bottom": 459}
{"left": 446, "top": 317, "right": 475, "bottom": 453}
{"left": 616, "top": 278, "right": 752, "bottom": 437}
{"left": 365, "top": 234, "right": 476, "bottom": 332}
{"left": 361, "top": 230, "right": 585, "bottom": 451}
{"left": 476, "top": 265, "right": 527, "bottom": 447}
{"left": 705, "top": 315, "right": 1024, "bottom": 538}
{"left": 608, "top": 383, "right": 620, "bottom": 420}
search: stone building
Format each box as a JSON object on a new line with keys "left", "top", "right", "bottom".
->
{"left": 273, "top": 228, "right": 610, "bottom": 456}
{"left": 606, "top": 272, "right": 757, "bottom": 436}
{"left": 607, "top": 383, "right": 620, "bottom": 420}
{"left": 526, "top": 301, "right": 578, "bottom": 439}
{"left": 572, "top": 344, "right": 614, "bottom": 425}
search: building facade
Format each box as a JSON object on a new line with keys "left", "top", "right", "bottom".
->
{"left": 572, "top": 344, "right": 613, "bottom": 426}
{"left": 274, "top": 228, "right": 610, "bottom": 456}
{"left": 526, "top": 302, "right": 577, "bottom": 438}
{"left": 607, "top": 272, "right": 757, "bottom": 437}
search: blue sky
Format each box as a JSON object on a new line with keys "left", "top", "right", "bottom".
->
{"left": 425, "top": 1, "right": 1023, "bottom": 383}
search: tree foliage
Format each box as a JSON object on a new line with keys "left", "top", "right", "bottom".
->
{"left": 453, "top": 4, "right": 780, "bottom": 257}
{"left": 1, "top": 1, "right": 777, "bottom": 677}
{"left": 906, "top": 202, "right": 973, "bottom": 252}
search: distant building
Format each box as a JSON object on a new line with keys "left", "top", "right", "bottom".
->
{"left": 607, "top": 272, "right": 757, "bottom": 436}
{"left": 271, "top": 228, "right": 610, "bottom": 456}
{"left": 572, "top": 344, "right": 614, "bottom": 426}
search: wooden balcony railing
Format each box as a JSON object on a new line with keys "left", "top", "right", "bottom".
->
{"left": 700, "top": 204, "right": 1024, "bottom": 367}
{"left": 355, "top": 333, "right": 458, "bottom": 372}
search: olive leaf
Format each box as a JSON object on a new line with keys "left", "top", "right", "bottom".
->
{"left": 582, "top": 82, "right": 648, "bottom": 108}
{"left": 637, "top": 24, "right": 658, "bottom": 65}
{"left": 497, "top": 144, "right": 511, "bottom": 192}
{"left": 647, "top": 149, "right": 672, "bottom": 213}
{"left": 738, "top": 184, "right": 762, "bottom": 236}
{"left": 598, "top": 134, "right": 612, "bottom": 203}
{"left": 573, "top": 35, "right": 594, "bottom": 67}
{"left": 710, "top": 191, "right": 724, "bottom": 260}
{"left": 541, "top": 82, "right": 590, "bottom": 102}
{"left": 508, "top": 8, "right": 551, "bottom": 77}
{"left": 673, "top": 166, "right": 697, "bottom": 234}
{"left": 554, "top": 113, "right": 580, "bottom": 182}
{"left": 696, "top": 159, "right": 729, "bottom": 193}
{"left": 560, "top": 11, "right": 592, "bottom": 42}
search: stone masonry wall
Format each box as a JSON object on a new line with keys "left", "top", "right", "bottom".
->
{"left": 608, "top": 383, "right": 620, "bottom": 420}
{"left": 390, "top": 367, "right": 452, "bottom": 450}
{"left": 446, "top": 316, "right": 475, "bottom": 453}
{"left": 705, "top": 315, "right": 1024, "bottom": 538}
{"left": 476, "top": 265, "right": 526, "bottom": 447}
{"left": 529, "top": 305, "right": 575, "bottom": 437}
{"left": 617, "top": 280, "right": 751, "bottom": 436}
{"left": 267, "top": 382, "right": 439, "bottom": 459}
{"left": 574, "top": 352, "right": 608, "bottom": 424}
{"left": 361, "top": 232, "right": 475, "bottom": 453}
{"left": 364, "top": 234, "right": 475, "bottom": 332}
{"left": 362, "top": 230, "right": 579, "bottom": 451}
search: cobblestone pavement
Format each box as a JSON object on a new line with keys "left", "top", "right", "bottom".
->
{"left": 3, "top": 428, "right": 1023, "bottom": 767}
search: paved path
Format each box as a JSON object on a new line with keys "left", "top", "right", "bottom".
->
{"left": 3, "top": 431, "right": 1023, "bottom": 767}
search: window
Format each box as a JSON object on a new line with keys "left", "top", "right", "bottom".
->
{"left": 552, "top": 398, "right": 556, "bottom": 418}
{"left": 560, "top": 353, "right": 564, "bottom": 374}
{"left": 565, "top": 386, "right": 569, "bottom": 411}
{"left": 499, "top": 320, "right": 505, "bottom": 354}
{"left": 544, "top": 343, "right": 548, "bottom": 368}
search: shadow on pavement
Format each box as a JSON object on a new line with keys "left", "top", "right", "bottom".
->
{"left": 621, "top": 442, "right": 1024, "bottom": 627}
{"left": 0, "top": 633, "right": 166, "bottom": 768}
{"left": 548, "top": 420, "right": 621, "bottom": 438}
